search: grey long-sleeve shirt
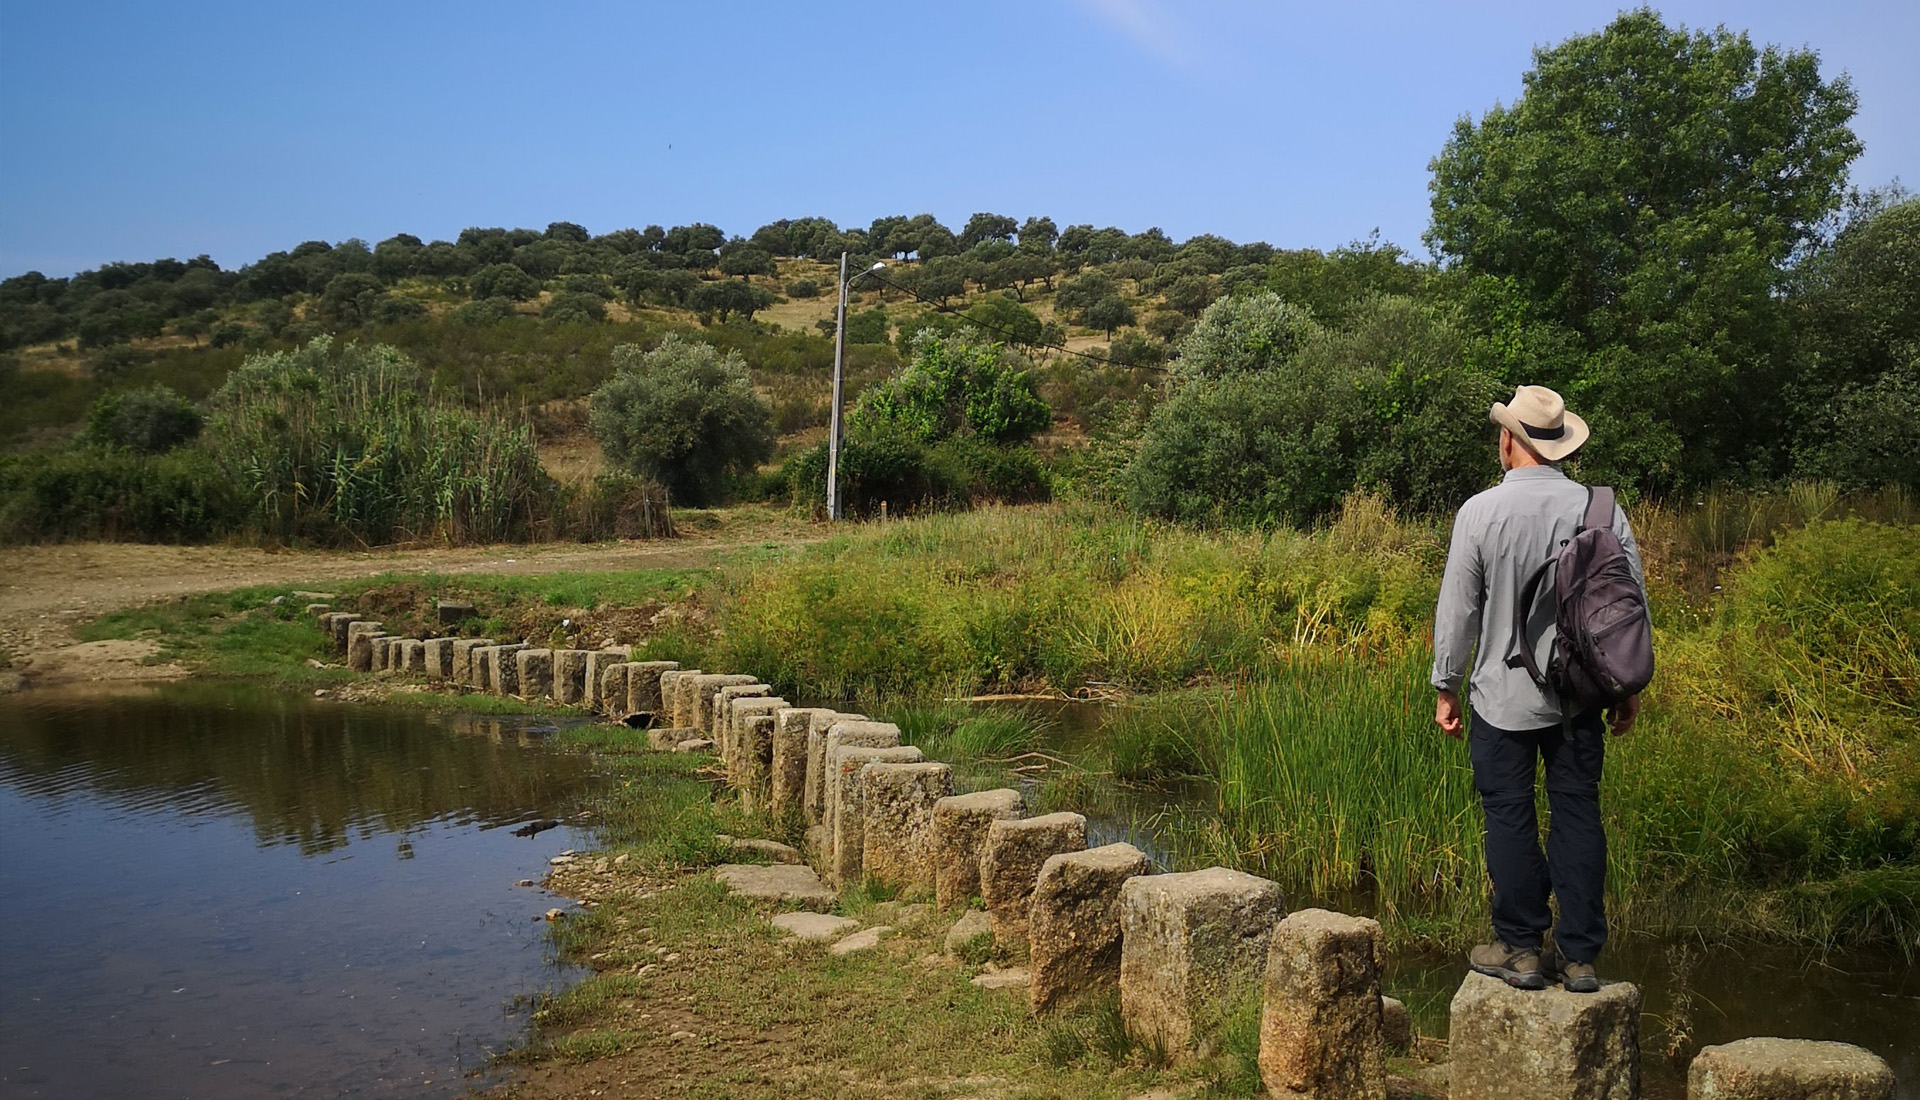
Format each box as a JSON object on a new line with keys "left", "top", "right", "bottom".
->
{"left": 1430, "top": 465, "right": 1645, "bottom": 730}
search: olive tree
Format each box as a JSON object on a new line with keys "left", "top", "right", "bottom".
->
{"left": 589, "top": 335, "right": 775, "bottom": 504}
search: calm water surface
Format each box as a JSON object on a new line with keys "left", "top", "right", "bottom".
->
{"left": 0, "top": 683, "right": 609, "bottom": 1099}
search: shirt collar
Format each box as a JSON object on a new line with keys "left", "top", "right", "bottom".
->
{"left": 1501, "top": 465, "right": 1567, "bottom": 483}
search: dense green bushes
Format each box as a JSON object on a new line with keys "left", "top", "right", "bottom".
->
{"left": 588, "top": 335, "right": 774, "bottom": 506}
{"left": 206, "top": 337, "right": 550, "bottom": 544}
{"left": 82, "top": 384, "right": 202, "bottom": 454}
{"left": 0, "top": 447, "right": 237, "bottom": 542}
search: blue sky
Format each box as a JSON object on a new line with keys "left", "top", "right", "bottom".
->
{"left": 2, "top": 1, "right": 1914, "bottom": 277}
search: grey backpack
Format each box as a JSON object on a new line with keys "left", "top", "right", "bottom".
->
{"left": 1505, "top": 486, "right": 1654, "bottom": 710}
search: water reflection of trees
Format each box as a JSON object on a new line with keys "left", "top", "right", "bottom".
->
{"left": 0, "top": 685, "right": 603, "bottom": 855}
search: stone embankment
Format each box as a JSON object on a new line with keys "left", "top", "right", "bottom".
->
{"left": 307, "top": 604, "right": 1900, "bottom": 1100}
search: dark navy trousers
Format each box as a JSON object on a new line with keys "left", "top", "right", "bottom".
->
{"left": 1469, "top": 709, "right": 1609, "bottom": 964}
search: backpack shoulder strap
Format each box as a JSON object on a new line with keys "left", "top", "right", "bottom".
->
{"left": 1582, "top": 485, "right": 1615, "bottom": 533}
{"left": 1503, "top": 554, "right": 1555, "bottom": 686}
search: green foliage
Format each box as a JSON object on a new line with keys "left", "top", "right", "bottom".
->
{"left": 1084, "top": 295, "right": 1135, "bottom": 337}
{"left": 1172, "top": 292, "right": 1320, "bottom": 381}
{"left": 83, "top": 383, "right": 203, "bottom": 454}
{"left": 1428, "top": 9, "right": 1861, "bottom": 489}
{"left": 782, "top": 427, "right": 1049, "bottom": 520}
{"left": 687, "top": 279, "right": 776, "bottom": 322}
{"left": 206, "top": 336, "right": 549, "bottom": 543}
{"left": 962, "top": 295, "right": 1042, "bottom": 346}
{"left": 469, "top": 262, "right": 540, "bottom": 301}
{"left": 784, "top": 278, "right": 820, "bottom": 299}
{"left": 542, "top": 290, "right": 608, "bottom": 324}
{"left": 0, "top": 447, "right": 237, "bottom": 542}
{"left": 588, "top": 334, "right": 773, "bottom": 506}
{"left": 844, "top": 305, "right": 890, "bottom": 345}
{"left": 849, "top": 332, "right": 1051, "bottom": 446}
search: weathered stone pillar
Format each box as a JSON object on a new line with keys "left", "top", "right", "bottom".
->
{"left": 624, "top": 660, "right": 679, "bottom": 717}
{"left": 514, "top": 648, "right": 554, "bottom": 700}
{"left": 581, "top": 647, "right": 631, "bottom": 709}
{"left": 713, "top": 683, "right": 772, "bottom": 770}
{"left": 736, "top": 714, "right": 781, "bottom": 813}
{"left": 859, "top": 762, "right": 954, "bottom": 894}
{"left": 930, "top": 788, "right": 1026, "bottom": 910}
{"left": 451, "top": 638, "right": 494, "bottom": 684}
{"left": 307, "top": 602, "right": 334, "bottom": 618}
{"left": 399, "top": 639, "right": 428, "bottom": 674}
{"left": 648, "top": 726, "right": 699, "bottom": 751}
{"left": 1381, "top": 996, "right": 1412, "bottom": 1054}
{"left": 482, "top": 643, "right": 529, "bottom": 696}
{"left": 326, "top": 613, "right": 363, "bottom": 651}
{"left": 660, "top": 669, "right": 702, "bottom": 728}
{"left": 1689, "top": 1038, "right": 1894, "bottom": 1100}
{"left": 821, "top": 721, "right": 902, "bottom": 862}
{"left": 727, "top": 695, "right": 788, "bottom": 793}
{"left": 1118, "top": 866, "right": 1285, "bottom": 1060}
{"left": 1449, "top": 971, "right": 1641, "bottom": 1100}
{"left": 371, "top": 636, "right": 398, "bottom": 672}
{"left": 346, "top": 621, "right": 385, "bottom": 672}
{"left": 805, "top": 711, "right": 867, "bottom": 825}
{"left": 1258, "top": 908, "right": 1387, "bottom": 1100}
{"left": 423, "top": 638, "right": 455, "bottom": 679}
{"left": 1028, "top": 842, "right": 1150, "bottom": 1013}
{"left": 979, "top": 812, "right": 1087, "bottom": 953}
{"left": 600, "top": 663, "right": 633, "bottom": 714}
{"left": 551, "top": 649, "right": 589, "bottom": 705}
{"left": 771, "top": 708, "right": 834, "bottom": 818}
{"left": 690, "top": 673, "right": 759, "bottom": 736}
{"left": 827, "top": 742, "right": 923, "bottom": 886}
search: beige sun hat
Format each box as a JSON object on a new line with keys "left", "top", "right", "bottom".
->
{"left": 1489, "top": 385, "right": 1589, "bottom": 462}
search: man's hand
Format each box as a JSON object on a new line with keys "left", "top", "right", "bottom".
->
{"left": 1435, "top": 690, "right": 1465, "bottom": 740}
{"left": 1607, "top": 693, "right": 1641, "bottom": 737}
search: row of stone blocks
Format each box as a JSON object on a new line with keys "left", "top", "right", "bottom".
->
{"left": 305, "top": 606, "right": 1898, "bottom": 1100}
{"left": 312, "top": 608, "right": 690, "bottom": 712}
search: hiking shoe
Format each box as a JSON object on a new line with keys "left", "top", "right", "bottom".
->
{"left": 1468, "top": 941, "right": 1547, "bottom": 990}
{"left": 1541, "top": 943, "right": 1602, "bottom": 993}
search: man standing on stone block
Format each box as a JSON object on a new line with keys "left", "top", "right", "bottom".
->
{"left": 1430, "top": 386, "right": 1647, "bottom": 995}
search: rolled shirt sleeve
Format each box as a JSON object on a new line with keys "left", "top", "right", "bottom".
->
{"left": 1431, "top": 505, "right": 1484, "bottom": 694}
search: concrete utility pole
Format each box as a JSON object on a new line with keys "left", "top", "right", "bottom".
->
{"left": 827, "top": 252, "right": 885, "bottom": 521}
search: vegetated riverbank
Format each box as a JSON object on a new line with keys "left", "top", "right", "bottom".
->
{"left": 51, "top": 490, "right": 1919, "bottom": 953}
{"left": 701, "top": 496, "right": 1917, "bottom": 951}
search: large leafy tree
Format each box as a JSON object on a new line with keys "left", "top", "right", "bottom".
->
{"left": 1428, "top": 9, "right": 1859, "bottom": 488}
{"left": 589, "top": 335, "right": 774, "bottom": 504}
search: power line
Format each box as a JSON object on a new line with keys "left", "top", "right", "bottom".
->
{"left": 861, "top": 271, "right": 1173, "bottom": 374}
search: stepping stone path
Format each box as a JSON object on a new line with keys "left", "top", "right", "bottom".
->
{"left": 302, "top": 606, "right": 1846, "bottom": 1092}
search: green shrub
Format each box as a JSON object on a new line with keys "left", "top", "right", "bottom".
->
{"left": 206, "top": 335, "right": 548, "bottom": 543}
{"left": 852, "top": 332, "right": 1050, "bottom": 445}
{"left": 544, "top": 291, "right": 608, "bottom": 324}
{"left": 83, "top": 384, "right": 203, "bottom": 454}
{"left": 588, "top": 334, "right": 774, "bottom": 506}
{"left": 0, "top": 448, "right": 239, "bottom": 543}
{"left": 784, "top": 278, "right": 820, "bottom": 299}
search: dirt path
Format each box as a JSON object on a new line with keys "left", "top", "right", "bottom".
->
{"left": 0, "top": 522, "right": 815, "bottom": 691}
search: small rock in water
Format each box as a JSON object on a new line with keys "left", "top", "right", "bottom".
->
{"left": 549, "top": 854, "right": 575, "bottom": 866}
{"left": 514, "top": 879, "right": 535, "bottom": 887}
{"left": 544, "top": 908, "right": 565, "bottom": 921}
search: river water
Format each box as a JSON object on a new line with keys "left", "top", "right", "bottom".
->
{"left": 0, "top": 683, "right": 608, "bottom": 1099}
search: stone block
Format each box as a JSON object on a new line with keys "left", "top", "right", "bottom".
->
{"left": 1029, "top": 842, "right": 1151, "bottom": 1013}
{"left": 422, "top": 638, "right": 454, "bottom": 679}
{"left": 736, "top": 714, "right": 780, "bottom": 813}
{"left": 713, "top": 684, "right": 772, "bottom": 771}
{"left": 399, "top": 639, "right": 427, "bottom": 674}
{"left": 307, "top": 602, "right": 334, "bottom": 618}
{"left": 580, "top": 647, "right": 629, "bottom": 709}
{"left": 551, "top": 649, "right": 589, "bottom": 705}
{"left": 689, "top": 673, "right": 759, "bottom": 735}
{"left": 972, "top": 967, "right": 1030, "bottom": 992}
{"left": 327, "top": 613, "right": 363, "bottom": 651}
{"left": 1257, "top": 908, "right": 1387, "bottom": 1100}
{"left": 370, "top": 635, "right": 397, "bottom": 672}
{"left": 346, "top": 621, "right": 385, "bottom": 672}
{"left": 1689, "top": 1038, "right": 1894, "bottom": 1100}
{"left": 712, "top": 863, "right": 835, "bottom": 911}
{"left": 515, "top": 648, "right": 555, "bottom": 700}
{"left": 624, "top": 660, "right": 679, "bottom": 716}
{"left": 482, "top": 644, "right": 529, "bottom": 696}
{"left": 599, "top": 663, "right": 633, "bottom": 715}
{"left": 979, "top": 813, "right": 1087, "bottom": 954}
{"left": 727, "top": 696, "right": 788, "bottom": 793}
{"left": 771, "top": 708, "right": 835, "bottom": 818}
{"left": 770, "top": 912, "right": 859, "bottom": 942}
{"left": 830, "top": 927, "right": 892, "bottom": 956}
{"left": 805, "top": 711, "right": 867, "bottom": 824}
{"left": 930, "top": 788, "right": 1026, "bottom": 910}
{"left": 658, "top": 669, "right": 699, "bottom": 728}
{"left": 648, "top": 726, "right": 698, "bottom": 751}
{"left": 1381, "top": 996, "right": 1412, "bottom": 1054}
{"left": 822, "top": 722, "right": 903, "bottom": 860}
{"left": 674, "top": 738, "right": 714, "bottom": 753}
{"left": 1118, "top": 866, "right": 1285, "bottom": 1059}
{"left": 946, "top": 909, "right": 993, "bottom": 956}
{"left": 860, "top": 762, "right": 955, "bottom": 893}
{"left": 451, "top": 638, "right": 494, "bottom": 684}
{"left": 436, "top": 598, "right": 476, "bottom": 625}
{"left": 827, "top": 744, "right": 924, "bottom": 886}
{"left": 1449, "top": 970, "right": 1641, "bottom": 1100}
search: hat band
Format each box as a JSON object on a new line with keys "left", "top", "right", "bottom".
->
{"left": 1522, "top": 422, "right": 1565, "bottom": 441}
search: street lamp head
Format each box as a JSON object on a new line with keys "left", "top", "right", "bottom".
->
{"left": 869, "top": 262, "right": 887, "bottom": 272}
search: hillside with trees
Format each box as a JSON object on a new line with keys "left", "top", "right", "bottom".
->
{"left": 2, "top": 10, "right": 1914, "bottom": 543}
